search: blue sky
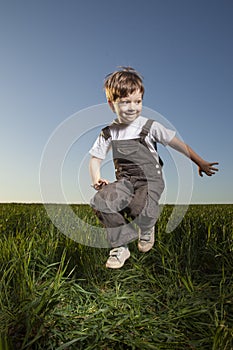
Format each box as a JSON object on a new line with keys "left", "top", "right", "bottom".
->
{"left": 1, "top": 0, "right": 232, "bottom": 204}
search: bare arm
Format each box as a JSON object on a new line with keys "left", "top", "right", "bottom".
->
{"left": 168, "top": 136, "right": 219, "bottom": 177}
{"left": 89, "top": 156, "right": 109, "bottom": 190}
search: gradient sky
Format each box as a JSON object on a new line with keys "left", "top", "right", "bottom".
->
{"left": 1, "top": 0, "right": 232, "bottom": 204}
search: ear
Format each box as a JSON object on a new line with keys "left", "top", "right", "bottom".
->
{"left": 108, "top": 100, "right": 115, "bottom": 113}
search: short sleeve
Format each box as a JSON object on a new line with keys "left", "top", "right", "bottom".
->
{"left": 150, "top": 121, "right": 176, "bottom": 146}
{"left": 89, "top": 134, "right": 112, "bottom": 159}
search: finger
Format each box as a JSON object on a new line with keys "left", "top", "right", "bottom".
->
{"left": 99, "top": 179, "right": 106, "bottom": 184}
{"left": 209, "top": 169, "right": 218, "bottom": 175}
{"left": 209, "top": 163, "right": 219, "bottom": 169}
{"left": 208, "top": 168, "right": 218, "bottom": 175}
{"left": 101, "top": 179, "right": 109, "bottom": 185}
{"left": 98, "top": 180, "right": 108, "bottom": 189}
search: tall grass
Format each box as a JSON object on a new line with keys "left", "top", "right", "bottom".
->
{"left": 0, "top": 203, "right": 233, "bottom": 349}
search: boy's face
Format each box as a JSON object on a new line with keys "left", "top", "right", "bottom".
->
{"left": 109, "top": 90, "right": 143, "bottom": 124}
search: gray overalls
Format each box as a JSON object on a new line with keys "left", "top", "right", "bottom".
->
{"left": 91, "top": 119, "right": 165, "bottom": 247}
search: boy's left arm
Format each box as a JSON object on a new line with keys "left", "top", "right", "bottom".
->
{"left": 168, "top": 136, "right": 219, "bottom": 177}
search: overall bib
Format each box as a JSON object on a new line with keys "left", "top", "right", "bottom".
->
{"left": 91, "top": 119, "right": 165, "bottom": 247}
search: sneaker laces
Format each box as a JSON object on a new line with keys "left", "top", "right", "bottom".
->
{"left": 109, "top": 247, "right": 125, "bottom": 258}
{"left": 110, "top": 248, "right": 120, "bottom": 255}
{"left": 140, "top": 227, "right": 154, "bottom": 241}
{"left": 140, "top": 234, "right": 152, "bottom": 242}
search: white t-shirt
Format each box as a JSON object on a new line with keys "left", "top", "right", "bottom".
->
{"left": 89, "top": 116, "right": 176, "bottom": 162}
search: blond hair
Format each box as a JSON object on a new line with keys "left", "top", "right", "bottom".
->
{"left": 104, "top": 66, "right": 144, "bottom": 102}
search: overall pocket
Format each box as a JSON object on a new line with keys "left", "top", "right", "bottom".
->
{"left": 116, "top": 143, "right": 139, "bottom": 156}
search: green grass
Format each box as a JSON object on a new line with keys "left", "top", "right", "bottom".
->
{"left": 0, "top": 203, "right": 233, "bottom": 349}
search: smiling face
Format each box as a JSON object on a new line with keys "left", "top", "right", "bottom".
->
{"left": 109, "top": 90, "right": 143, "bottom": 124}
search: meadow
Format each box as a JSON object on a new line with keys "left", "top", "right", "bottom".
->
{"left": 0, "top": 203, "right": 233, "bottom": 350}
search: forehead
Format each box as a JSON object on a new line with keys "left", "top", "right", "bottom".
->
{"left": 118, "top": 90, "right": 143, "bottom": 100}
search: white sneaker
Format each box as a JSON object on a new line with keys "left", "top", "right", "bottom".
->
{"left": 138, "top": 227, "right": 155, "bottom": 253}
{"left": 106, "top": 246, "right": 130, "bottom": 269}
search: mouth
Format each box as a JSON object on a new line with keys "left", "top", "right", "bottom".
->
{"left": 125, "top": 113, "right": 137, "bottom": 117}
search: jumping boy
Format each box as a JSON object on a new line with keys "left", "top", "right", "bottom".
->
{"left": 89, "top": 67, "right": 218, "bottom": 269}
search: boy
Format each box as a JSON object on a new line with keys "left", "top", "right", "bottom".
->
{"left": 89, "top": 67, "right": 218, "bottom": 269}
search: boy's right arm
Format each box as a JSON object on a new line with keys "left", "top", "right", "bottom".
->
{"left": 89, "top": 156, "right": 109, "bottom": 190}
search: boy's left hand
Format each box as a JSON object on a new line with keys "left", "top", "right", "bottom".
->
{"left": 198, "top": 161, "right": 219, "bottom": 177}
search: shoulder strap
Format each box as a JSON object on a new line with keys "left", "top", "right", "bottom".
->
{"left": 100, "top": 126, "right": 111, "bottom": 140}
{"left": 139, "top": 119, "right": 154, "bottom": 138}
{"left": 139, "top": 119, "right": 163, "bottom": 166}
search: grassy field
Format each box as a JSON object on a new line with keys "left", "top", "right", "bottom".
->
{"left": 0, "top": 203, "right": 233, "bottom": 350}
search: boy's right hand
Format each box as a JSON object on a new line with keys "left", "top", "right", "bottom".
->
{"left": 92, "top": 179, "right": 109, "bottom": 190}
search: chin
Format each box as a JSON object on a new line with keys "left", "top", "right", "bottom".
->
{"left": 122, "top": 115, "right": 138, "bottom": 123}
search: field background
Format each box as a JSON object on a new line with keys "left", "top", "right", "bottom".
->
{"left": 0, "top": 203, "right": 233, "bottom": 350}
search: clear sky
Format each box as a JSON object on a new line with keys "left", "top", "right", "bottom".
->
{"left": 1, "top": 0, "right": 232, "bottom": 204}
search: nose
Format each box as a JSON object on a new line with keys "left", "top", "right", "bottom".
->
{"left": 128, "top": 102, "right": 136, "bottom": 111}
